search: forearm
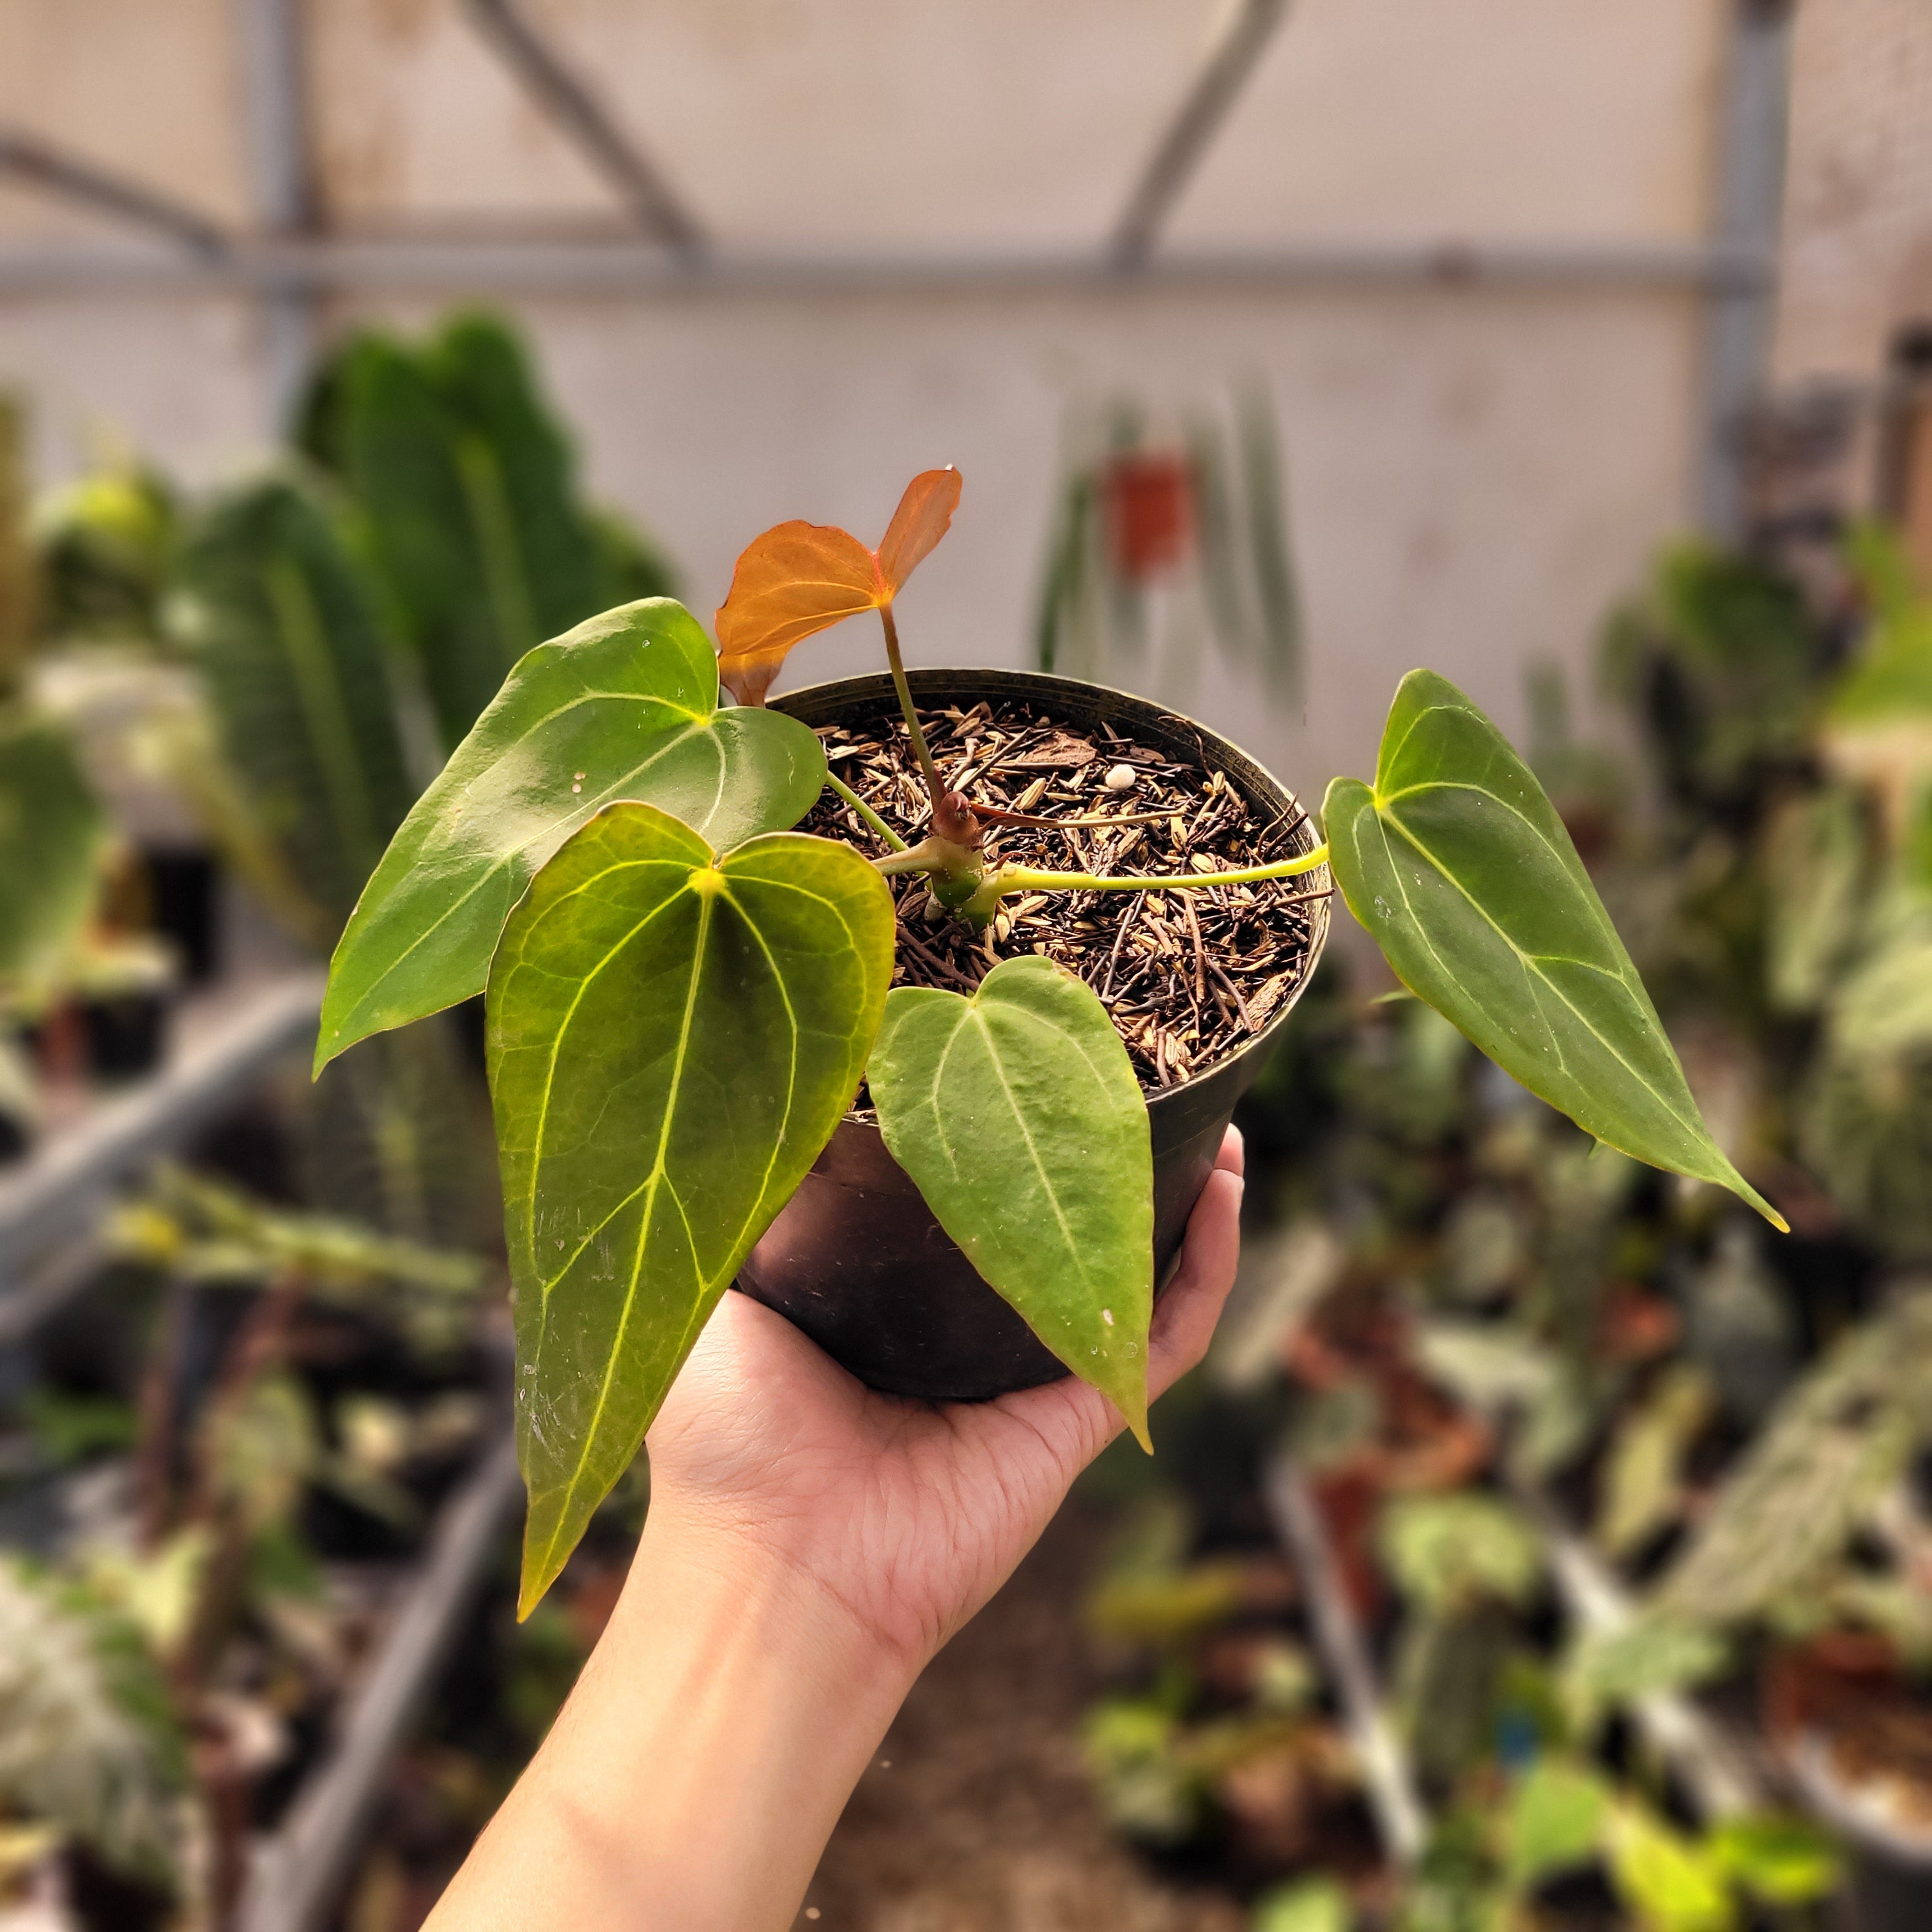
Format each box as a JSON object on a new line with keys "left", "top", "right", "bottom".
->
{"left": 427, "top": 1503, "right": 916, "bottom": 1931}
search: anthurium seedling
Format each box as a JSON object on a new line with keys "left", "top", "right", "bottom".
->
{"left": 318, "top": 468, "right": 1785, "bottom": 1612}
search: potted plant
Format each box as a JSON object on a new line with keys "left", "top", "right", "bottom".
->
{"left": 312, "top": 468, "right": 1782, "bottom": 1614}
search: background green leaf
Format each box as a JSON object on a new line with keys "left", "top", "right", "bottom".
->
{"left": 169, "top": 475, "right": 415, "bottom": 932}
{"left": 1379, "top": 1491, "right": 1542, "bottom": 1614}
{"left": 1323, "top": 671, "right": 1783, "bottom": 1228}
{"left": 0, "top": 1558, "right": 187, "bottom": 1884}
{"left": 1606, "top": 1804, "right": 1735, "bottom": 1932}
{"left": 1504, "top": 1759, "right": 1609, "bottom": 1890}
{"left": 868, "top": 956, "right": 1155, "bottom": 1444}
{"left": 1707, "top": 1815, "right": 1839, "bottom": 1907}
{"left": 489, "top": 807, "right": 894, "bottom": 1611}
{"left": 300, "top": 312, "right": 673, "bottom": 751}
{"left": 316, "top": 598, "right": 825, "bottom": 1070}
{"left": 0, "top": 710, "right": 105, "bottom": 997}
{"left": 1251, "top": 1875, "right": 1351, "bottom": 1932}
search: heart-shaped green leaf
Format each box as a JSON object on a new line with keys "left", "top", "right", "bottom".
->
{"left": 489, "top": 804, "right": 894, "bottom": 1611}
{"left": 867, "top": 955, "right": 1155, "bottom": 1444}
{"left": 316, "top": 598, "right": 827, "bottom": 1073}
{"left": 1324, "top": 670, "right": 1784, "bottom": 1228}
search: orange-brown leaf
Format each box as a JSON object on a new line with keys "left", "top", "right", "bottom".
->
{"left": 716, "top": 520, "right": 883, "bottom": 705}
{"left": 876, "top": 467, "right": 962, "bottom": 595}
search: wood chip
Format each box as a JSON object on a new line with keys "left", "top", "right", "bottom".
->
{"left": 804, "top": 700, "right": 1324, "bottom": 1092}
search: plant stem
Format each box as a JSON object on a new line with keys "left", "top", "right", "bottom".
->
{"left": 824, "top": 770, "right": 907, "bottom": 852}
{"left": 878, "top": 604, "right": 947, "bottom": 814}
{"left": 875, "top": 836, "right": 961, "bottom": 877}
{"left": 986, "top": 841, "right": 1330, "bottom": 898}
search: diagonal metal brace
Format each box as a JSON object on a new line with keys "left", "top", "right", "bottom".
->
{"left": 0, "top": 126, "right": 234, "bottom": 257}
{"left": 461, "top": 0, "right": 705, "bottom": 261}
{"left": 1109, "top": 0, "right": 1291, "bottom": 271}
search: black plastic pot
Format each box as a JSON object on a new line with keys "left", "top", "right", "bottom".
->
{"left": 1788, "top": 1733, "right": 1932, "bottom": 1932}
{"left": 141, "top": 846, "right": 220, "bottom": 985}
{"left": 80, "top": 989, "right": 169, "bottom": 1083}
{"left": 734, "top": 668, "right": 1330, "bottom": 1402}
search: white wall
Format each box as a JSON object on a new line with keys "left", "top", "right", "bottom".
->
{"left": 0, "top": 0, "right": 1731, "bottom": 798}
{"left": 1775, "top": 0, "right": 1932, "bottom": 385}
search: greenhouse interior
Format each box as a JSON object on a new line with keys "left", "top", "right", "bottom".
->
{"left": 4, "top": 1, "right": 1932, "bottom": 1928}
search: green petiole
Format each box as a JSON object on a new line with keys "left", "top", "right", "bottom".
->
{"left": 878, "top": 605, "right": 949, "bottom": 815}
{"left": 981, "top": 844, "right": 1331, "bottom": 898}
{"left": 824, "top": 770, "right": 908, "bottom": 852}
{"left": 873, "top": 838, "right": 1333, "bottom": 930}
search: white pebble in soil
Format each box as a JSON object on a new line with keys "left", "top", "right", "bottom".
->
{"left": 1103, "top": 764, "right": 1137, "bottom": 792}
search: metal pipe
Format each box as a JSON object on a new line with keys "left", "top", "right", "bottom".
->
{"left": 1262, "top": 1452, "right": 1431, "bottom": 1866}
{"left": 0, "top": 970, "right": 323, "bottom": 1284}
{"left": 233, "top": 0, "right": 319, "bottom": 432}
{"left": 0, "top": 237, "right": 1770, "bottom": 300}
{"left": 1697, "top": 0, "right": 1795, "bottom": 538}
{"left": 462, "top": 0, "right": 705, "bottom": 261}
{"left": 1520, "top": 1490, "right": 1763, "bottom": 1823}
{"left": 1110, "top": 0, "right": 1291, "bottom": 270}
{"left": 0, "top": 129, "right": 233, "bottom": 257}
{"left": 237, "top": 1431, "right": 523, "bottom": 1932}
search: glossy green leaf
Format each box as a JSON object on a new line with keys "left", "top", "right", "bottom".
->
{"left": 489, "top": 805, "right": 894, "bottom": 1612}
{"left": 1324, "top": 671, "right": 1784, "bottom": 1229}
{"left": 169, "top": 476, "right": 416, "bottom": 930}
{"left": 867, "top": 955, "right": 1154, "bottom": 1445}
{"left": 316, "top": 598, "right": 825, "bottom": 1071}
{"left": 0, "top": 711, "right": 105, "bottom": 995}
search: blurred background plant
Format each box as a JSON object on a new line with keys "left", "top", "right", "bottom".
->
{"left": 1061, "top": 508, "right": 1932, "bottom": 1929}
{"left": 1037, "top": 386, "right": 1303, "bottom": 720}
{"left": 0, "top": 312, "right": 673, "bottom": 1929}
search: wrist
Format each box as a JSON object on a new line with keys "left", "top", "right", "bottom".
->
{"left": 615, "top": 1494, "right": 924, "bottom": 1710}
{"left": 439, "top": 1503, "right": 912, "bottom": 1932}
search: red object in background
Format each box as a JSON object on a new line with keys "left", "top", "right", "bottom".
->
{"left": 1597, "top": 1282, "right": 1682, "bottom": 1363}
{"left": 1103, "top": 450, "right": 1194, "bottom": 581}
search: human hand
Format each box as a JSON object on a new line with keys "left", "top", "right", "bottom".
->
{"left": 643, "top": 1123, "right": 1246, "bottom": 1673}
{"left": 428, "top": 1127, "right": 1244, "bottom": 1932}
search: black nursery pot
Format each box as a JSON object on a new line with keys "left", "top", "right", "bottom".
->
{"left": 80, "top": 990, "right": 170, "bottom": 1084}
{"left": 734, "top": 668, "right": 1330, "bottom": 1403}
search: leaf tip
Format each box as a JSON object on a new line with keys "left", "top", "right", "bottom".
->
{"left": 1114, "top": 1380, "right": 1153, "bottom": 1455}
{"left": 1719, "top": 1163, "right": 1788, "bottom": 1235}
{"left": 517, "top": 1527, "right": 566, "bottom": 1622}
{"left": 310, "top": 1017, "right": 348, "bottom": 1082}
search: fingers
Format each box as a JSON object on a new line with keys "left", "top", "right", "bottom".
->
{"left": 1216, "top": 1121, "right": 1246, "bottom": 1180}
{"left": 1146, "top": 1126, "right": 1245, "bottom": 1404}
{"left": 980, "top": 1124, "right": 1246, "bottom": 1480}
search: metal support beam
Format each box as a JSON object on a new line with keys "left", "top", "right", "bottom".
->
{"left": 233, "top": 0, "right": 320, "bottom": 433}
{"left": 0, "top": 236, "right": 1769, "bottom": 301}
{"left": 1262, "top": 1453, "right": 1430, "bottom": 1866}
{"left": 462, "top": 0, "right": 705, "bottom": 261}
{"left": 0, "top": 970, "right": 323, "bottom": 1290}
{"left": 1522, "top": 1490, "right": 1764, "bottom": 1822}
{"left": 1698, "top": 0, "right": 1795, "bottom": 539}
{"left": 0, "top": 129, "right": 233, "bottom": 257}
{"left": 1110, "top": 0, "right": 1291, "bottom": 270}
{"left": 238, "top": 1431, "right": 523, "bottom": 1932}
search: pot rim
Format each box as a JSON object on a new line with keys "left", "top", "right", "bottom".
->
{"left": 769, "top": 665, "right": 1332, "bottom": 1105}
{"left": 1786, "top": 1728, "right": 1932, "bottom": 1866}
